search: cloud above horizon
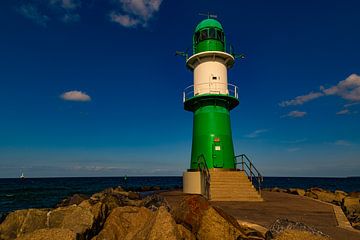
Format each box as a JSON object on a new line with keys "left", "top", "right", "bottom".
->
{"left": 336, "top": 109, "right": 350, "bottom": 115}
{"left": 282, "top": 110, "right": 307, "bottom": 118}
{"left": 60, "top": 90, "right": 91, "bottom": 101}
{"left": 334, "top": 140, "right": 352, "bottom": 146}
{"left": 279, "top": 74, "right": 360, "bottom": 109}
{"left": 17, "top": 0, "right": 81, "bottom": 26}
{"left": 245, "top": 129, "right": 268, "bottom": 138}
{"left": 110, "top": 0, "right": 163, "bottom": 28}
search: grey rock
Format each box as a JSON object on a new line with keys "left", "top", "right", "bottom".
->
{"left": 265, "top": 219, "right": 329, "bottom": 240}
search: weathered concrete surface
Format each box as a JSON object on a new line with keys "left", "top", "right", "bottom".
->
{"left": 160, "top": 191, "right": 360, "bottom": 240}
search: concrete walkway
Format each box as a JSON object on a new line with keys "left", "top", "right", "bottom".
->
{"left": 160, "top": 191, "right": 360, "bottom": 240}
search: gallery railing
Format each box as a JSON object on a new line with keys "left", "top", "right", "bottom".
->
{"left": 183, "top": 82, "right": 238, "bottom": 102}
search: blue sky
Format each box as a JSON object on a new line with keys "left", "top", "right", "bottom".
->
{"left": 0, "top": 0, "right": 359, "bottom": 178}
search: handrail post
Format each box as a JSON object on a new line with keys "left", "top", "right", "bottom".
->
{"left": 241, "top": 155, "right": 244, "bottom": 171}
{"left": 250, "top": 162, "right": 253, "bottom": 184}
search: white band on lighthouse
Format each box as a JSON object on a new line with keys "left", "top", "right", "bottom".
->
{"left": 186, "top": 51, "right": 235, "bottom": 96}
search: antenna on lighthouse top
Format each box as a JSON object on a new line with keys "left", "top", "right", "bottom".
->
{"left": 199, "top": 12, "right": 217, "bottom": 19}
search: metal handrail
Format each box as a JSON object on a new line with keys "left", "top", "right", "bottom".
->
{"left": 197, "top": 154, "right": 211, "bottom": 199}
{"left": 183, "top": 82, "right": 238, "bottom": 102}
{"left": 234, "top": 154, "right": 263, "bottom": 194}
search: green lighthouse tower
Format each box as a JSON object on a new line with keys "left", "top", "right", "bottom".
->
{"left": 182, "top": 17, "right": 241, "bottom": 195}
{"left": 185, "top": 18, "right": 239, "bottom": 169}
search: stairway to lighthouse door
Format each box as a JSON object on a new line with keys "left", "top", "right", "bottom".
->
{"left": 212, "top": 141, "right": 223, "bottom": 168}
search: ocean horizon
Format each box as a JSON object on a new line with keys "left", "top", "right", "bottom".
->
{"left": 1, "top": 176, "right": 359, "bottom": 219}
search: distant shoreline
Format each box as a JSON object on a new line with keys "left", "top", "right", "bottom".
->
{"left": 0, "top": 175, "right": 359, "bottom": 179}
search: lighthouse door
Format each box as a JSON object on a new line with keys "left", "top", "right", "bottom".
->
{"left": 212, "top": 142, "right": 223, "bottom": 168}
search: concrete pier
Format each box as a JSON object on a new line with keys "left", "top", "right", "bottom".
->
{"left": 160, "top": 190, "right": 360, "bottom": 240}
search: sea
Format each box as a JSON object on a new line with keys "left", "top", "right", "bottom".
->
{"left": 0, "top": 176, "right": 359, "bottom": 219}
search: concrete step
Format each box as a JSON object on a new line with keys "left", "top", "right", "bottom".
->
{"left": 210, "top": 178, "right": 250, "bottom": 181}
{"left": 210, "top": 182, "right": 253, "bottom": 185}
{"left": 210, "top": 184, "right": 255, "bottom": 188}
{"left": 211, "top": 187, "right": 255, "bottom": 190}
{"left": 211, "top": 183, "right": 252, "bottom": 186}
{"left": 207, "top": 170, "right": 263, "bottom": 201}
{"left": 211, "top": 198, "right": 263, "bottom": 202}
{"left": 210, "top": 179, "right": 252, "bottom": 182}
{"left": 211, "top": 189, "right": 260, "bottom": 193}
{"left": 211, "top": 194, "right": 262, "bottom": 198}
{"left": 210, "top": 187, "right": 257, "bottom": 191}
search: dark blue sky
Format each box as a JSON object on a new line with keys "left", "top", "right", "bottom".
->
{"left": 0, "top": 0, "right": 359, "bottom": 177}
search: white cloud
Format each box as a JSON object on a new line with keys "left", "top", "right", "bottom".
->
{"left": 17, "top": 0, "right": 81, "bottom": 26}
{"left": 281, "top": 138, "right": 307, "bottom": 144}
{"left": 334, "top": 140, "right": 352, "bottom": 146}
{"left": 344, "top": 102, "right": 360, "bottom": 108}
{"left": 282, "top": 110, "right": 307, "bottom": 118}
{"left": 60, "top": 90, "right": 91, "bottom": 101}
{"left": 110, "top": 0, "right": 163, "bottom": 28}
{"left": 279, "top": 92, "right": 323, "bottom": 107}
{"left": 279, "top": 74, "right": 360, "bottom": 107}
{"left": 61, "top": 13, "right": 80, "bottom": 23}
{"left": 322, "top": 74, "right": 360, "bottom": 101}
{"left": 17, "top": 4, "right": 50, "bottom": 26}
{"left": 336, "top": 109, "right": 350, "bottom": 115}
{"left": 245, "top": 129, "right": 268, "bottom": 138}
{"left": 287, "top": 147, "right": 301, "bottom": 152}
{"left": 59, "top": 0, "right": 80, "bottom": 9}
{"left": 110, "top": 13, "right": 140, "bottom": 27}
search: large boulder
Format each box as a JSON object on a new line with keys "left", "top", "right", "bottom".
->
{"left": 93, "top": 206, "right": 153, "bottom": 240}
{"left": 334, "top": 190, "right": 348, "bottom": 204}
{"left": 342, "top": 197, "right": 360, "bottom": 215}
{"left": 133, "top": 206, "right": 182, "bottom": 240}
{"left": 16, "top": 228, "right": 76, "bottom": 240}
{"left": 268, "top": 188, "right": 287, "bottom": 193}
{"left": 173, "top": 195, "right": 211, "bottom": 232}
{"left": 56, "top": 194, "right": 89, "bottom": 207}
{"left": 177, "top": 224, "right": 196, "bottom": 240}
{"left": 173, "top": 195, "right": 263, "bottom": 240}
{"left": 288, "top": 188, "right": 305, "bottom": 196}
{"left": 350, "top": 214, "right": 360, "bottom": 230}
{"left": 272, "top": 229, "right": 330, "bottom": 240}
{"left": 90, "top": 191, "right": 128, "bottom": 212}
{"left": 47, "top": 203, "right": 107, "bottom": 240}
{"left": 349, "top": 192, "right": 360, "bottom": 198}
{"left": 79, "top": 201, "right": 108, "bottom": 230}
{"left": 197, "top": 207, "right": 248, "bottom": 240}
{"left": 88, "top": 187, "right": 165, "bottom": 212}
{"left": 0, "top": 209, "right": 48, "bottom": 240}
{"left": 141, "top": 194, "right": 171, "bottom": 212}
{"left": 265, "top": 219, "right": 329, "bottom": 240}
{"left": 305, "top": 188, "right": 339, "bottom": 204}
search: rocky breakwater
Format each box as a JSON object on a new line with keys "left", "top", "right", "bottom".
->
{"left": 265, "top": 187, "right": 360, "bottom": 230}
{"left": 0, "top": 186, "right": 267, "bottom": 240}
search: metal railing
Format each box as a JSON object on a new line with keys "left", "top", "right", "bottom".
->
{"left": 183, "top": 82, "right": 238, "bottom": 102}
{"left": 234, "top": 154, "right": 263, "bottom": 194}
{"left": 197, "top": 154, "right": 211, "bottom": 199}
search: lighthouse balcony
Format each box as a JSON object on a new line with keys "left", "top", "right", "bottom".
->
{"left": 183, "top": 82, "right": 239, "bottom": 102}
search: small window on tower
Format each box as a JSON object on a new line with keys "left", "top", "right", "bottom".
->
{"left": 195, "top": 31, "right": 200, "bottom": 44}
{"left": 216, "top": 30, "right": 221, "bottom": 40}
{"left": 209, "top": 28, "right": 216, "bottom": 39}
{"left": 212, "top": 76, "right": 217, "bottom": 80}
{"left": 200, "top": 29, "right": 208, "bottom": 41}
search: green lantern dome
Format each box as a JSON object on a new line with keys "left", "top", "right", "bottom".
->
{"left": 193, "top": 18, "right": 226, "bottom": 54}
{"left": 195, "top": 18, "right": 223, "bottom": 32}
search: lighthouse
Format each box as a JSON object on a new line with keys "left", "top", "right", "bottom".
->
{"left": 181, "top": 17, "right": 263, "bottom": 201}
